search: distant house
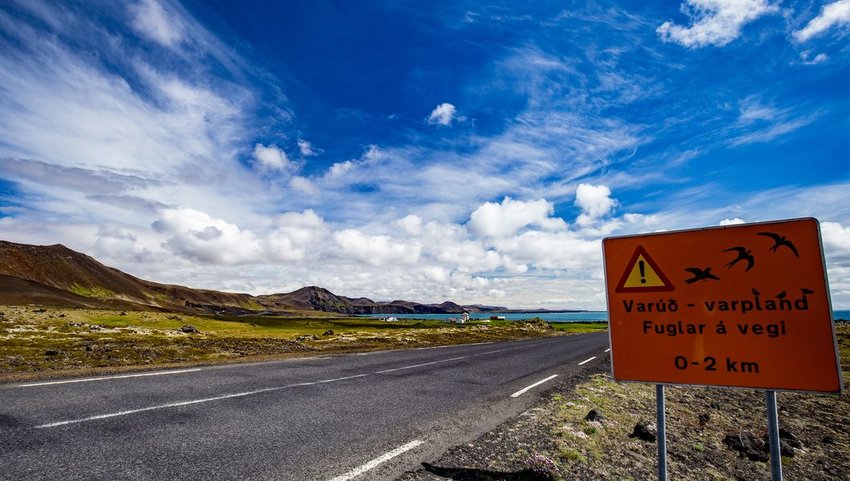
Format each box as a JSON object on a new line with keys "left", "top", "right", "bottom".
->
{"left": 490, "top": 315, "right": 506, "bottom": 321}
{"left": 461, "top": 311, "right": 470, "bottom": 323}
{"left": 384, "top": 316, "right": 398, "bottom": 322}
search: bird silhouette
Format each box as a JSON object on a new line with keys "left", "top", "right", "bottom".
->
{"left": 684, "top": 267, "right": 720, "bottom": 284}
{"left": 752, "top": 288, "right": 761, "bottom": 296}
{"left": 757, "top": 232, "right": 800, "bottom": 258}
{"left": 723, "top": 246, "right": 755, "bottom": 272}
{"left": 775, "top": 290, "right": 787, "bottom": 299}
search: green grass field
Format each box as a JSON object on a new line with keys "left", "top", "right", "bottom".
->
{"left": 0, "top": 306, "right": 606, "bottom": 380}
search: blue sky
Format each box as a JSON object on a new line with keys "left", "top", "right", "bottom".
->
{"left": 1, "top": 0, "right": 850, "bottom": 309}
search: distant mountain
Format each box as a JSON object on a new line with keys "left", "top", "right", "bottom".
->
{"left": 0, "top": 240, "right": 506, "bottom": 315}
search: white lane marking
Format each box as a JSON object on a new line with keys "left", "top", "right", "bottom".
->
{"left": 374, "top": 344, "right": 526, "bottom": 374}
{"left": 510, "top": 374, "right": 558, "bottom": 398}
{"left": 327, "top": 440, "right": 425, "bottom": 481}
{"left": 16, "top": 368, "right": 204, "bottom": 388}
{"left": 375, "top": 355, "right": 471, "bottom": 374}
{"left": 578, "top": 356, "right": 596, "bottom": 366}
{"left": 34, "top": 374, "right": 367, "bottom": 429}
{"left": 604, "top": 348, "right": 611, "bottom": 353}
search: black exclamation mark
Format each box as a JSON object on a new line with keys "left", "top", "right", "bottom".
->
{"left": 639, "top": 260, "right": 646, "bottom": 284}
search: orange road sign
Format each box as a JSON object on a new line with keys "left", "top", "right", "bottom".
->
{"left": 603, "top": 218, "right": 842, "bottom": 393}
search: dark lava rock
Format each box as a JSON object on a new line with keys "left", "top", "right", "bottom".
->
{"left": 180, "top": 324, "right": 200, "bottom": 334}
{"left": 823, "top": 435, "right": 836, "bottom": 445}
{"left": 631, "top": 421, "right": 657, "bottom": 442}
{"left": 322, "top": 330, "right": 335, "bottom": 336}
{"left": 760, "top": 431, "right": 800, "bottom": 457}
{"left": 44, "top": 350, "right": 59, "bottom": 356}
{"left": 585, "top": 409, "right": 604, "bottom": 423}
{"left": 698, "top": 413, "right": 711, "bottom": 426}
{"left": 723, "top": 433, "right": 768, "bottom": 462}
{"left": 295, "top": 334, "right": 320, "bottom": 342}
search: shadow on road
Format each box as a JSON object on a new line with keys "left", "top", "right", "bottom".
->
{"left": 422, "top": 462, "right": 552, "bottom": 481}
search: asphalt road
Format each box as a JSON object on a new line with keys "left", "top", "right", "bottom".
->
{"left": 0, "top": 332, "right": 609, "bottom": 480}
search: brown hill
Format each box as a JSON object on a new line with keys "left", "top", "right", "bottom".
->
{"left": 0, "top": 240, "right": 506, "bottom": 315}
{"left": 0, "top": 240, "right": 257, "bottom": 313}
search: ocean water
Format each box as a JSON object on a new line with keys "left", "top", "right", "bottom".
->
{"left": 361, "top": 309, "right": 850, "bottom": 323}
{"left": 360, "top": 311, "right": 608, "bottom": 322}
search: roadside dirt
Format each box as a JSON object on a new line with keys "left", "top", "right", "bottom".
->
{"left": 400, "top": 325, "right": 850, "bottom": 481}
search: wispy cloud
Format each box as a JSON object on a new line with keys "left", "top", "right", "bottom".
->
{"left": 129, "top": 0, "right": 185, "bottom": 48}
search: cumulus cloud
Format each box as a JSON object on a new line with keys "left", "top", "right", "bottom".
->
{"left": 794, "top": 0, "right": 850, "bottom": 42}
{"left": 719, "top": 217, "right": 746, "bottom": 225}
{"left": 333, "top": 229, "right": 421, "bottom": 266}
{"left": 152, "top": 207, "right": 329, "bottom": 264}
{"left": 427, "top": 103, "right": 457, "bottom": 126}
{"left": 395, "top": 215, "right": 424, "bottom": 236}
{"left": 253, "top": 143, "right": 294, "bottom": 172}
{"left": 129, "top": 0, "right": 185, "bottom": 48}
{"left": 657, "top": 0, "right": 779, "bottom": 47}
{"left": 575, "top": 184, "right": 617, "bottom": 226}
{"left": 153, "top": 207, "right": 263, "bottom": 264}
{"left": 468, "top": 197, "right": 567, "bottom": 238}
{"left": 266, "top": 209, "right": 328, "bottom": 262}
{"left": 321, "top": 145, "right": 385, "bottom": 183}
{"left": 821, "top": 221, "right": 850, "bottom": 251}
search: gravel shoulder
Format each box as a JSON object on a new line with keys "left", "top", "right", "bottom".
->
{"left": 400, "top": 324, "right": 850, "bottom": 481}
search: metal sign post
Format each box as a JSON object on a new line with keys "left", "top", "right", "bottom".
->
{"left": 765, "top": 390, "right": 784, "bottom": 481}
{"left": 656, "top": 384, "right": 668, "bottom": 481}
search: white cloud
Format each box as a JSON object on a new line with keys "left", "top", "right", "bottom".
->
{"left": 575, "top": 183, "right": 617, "bottom": 225}
{"left": 332, "top": 229, "right": 421, "bottom": 266}
{"left": 328, "top": 160, "right": 355, "bottom": 177}
{"left": 153, "top": 207, "right": 263, "bottom": 264}
{"left": 738, "top": 99, "right": 781, "bottom": 123}
{"left": 298, "top": 139, "right": 317, "bottom": 156}
{"left": 395, "top": 214, "right": 424, "bottom": 236}
{"left": 253, "top": 143, "right": 294, "bottom": 172}
{"left": 728, "top": 98, "right": 816, "bottom": 147}
{"left": 821, "top": 221, "right": 850, "bottom": 251}
{"left": 657, "top": 0, "right": 779, "bottom": 47}
{"left": 492, "top": 230, "right": 602, "bottom": 271}
{"left": 719, "top": 217, "right": 745, "bottom": 225}
{"left": 324, "top": 145, "right": 384, "bottom": 179}
{"left": 468, "top": 197, "right": 567, "bottom": 238}
{"left": 129, "top": 0, "right": 185, "bottom": 48}
{"left": 794, "top": 0, "right": 850, "bottom": 42}
{"left": 427, "top": 103, "right": 457, "bottom": 126}
{"left": 266, "top": 210, "right": 328, "bottom": 262}
{"left": 800, "top": 51, "right": 829, "bottom": 64}
{"left": 289, "top": 176, "right": 319, "bottom": 195}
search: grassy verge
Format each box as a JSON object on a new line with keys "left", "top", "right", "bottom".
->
{"left": 438, "top": 323, "right": 850, "bottom": 481}
{"left": 0, "top": 306, "right": 590, "bottom": 381}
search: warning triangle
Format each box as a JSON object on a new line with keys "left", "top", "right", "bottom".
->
{"left": 615, "top": 246, "right": 675, "bottom": 293}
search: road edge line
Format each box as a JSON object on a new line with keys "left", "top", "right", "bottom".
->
{"left": 327, "top": 440, "right": 425, "bottom": 481}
